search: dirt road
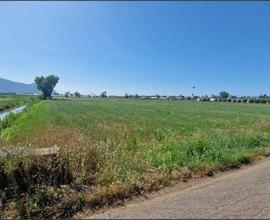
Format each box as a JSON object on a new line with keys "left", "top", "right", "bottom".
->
{"left": 88, "top": 158, "right": 270, "bottom": 219}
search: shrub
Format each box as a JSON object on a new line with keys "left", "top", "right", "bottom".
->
{"left": 260, "top": 99, "right": 267, "bottom": 104}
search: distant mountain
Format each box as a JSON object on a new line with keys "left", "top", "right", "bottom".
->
{"left": 0, "top": 77, "right": 62, "bottom": 95}
{"left": 0, "top": 77, "right": 40, "bottom": 94}
{"left": 0, "top": 77, "right": 59, "bottom": 95}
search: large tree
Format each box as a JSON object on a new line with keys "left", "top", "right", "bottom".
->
{"left": 35, "top": 75, "right": 59, "bottom": 99}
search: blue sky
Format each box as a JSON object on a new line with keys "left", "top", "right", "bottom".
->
{"left": 1, "top": 2, "right": 270, "bottom": 96}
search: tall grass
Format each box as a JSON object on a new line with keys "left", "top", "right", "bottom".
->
{"left": 1, "top": 99, "right": 270, "bottom": 217}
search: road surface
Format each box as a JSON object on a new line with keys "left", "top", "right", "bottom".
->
{"left": 88, "top": 158, "right": 270, "bottom": 219}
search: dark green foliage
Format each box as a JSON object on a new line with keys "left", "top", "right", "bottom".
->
{"left": 219, "top": 91, "right": 229, "bottom": 99}
{"left": 35, "top": 75, "right": 59, "bottom": 99}
{"left": 74, "top": 91, "right": 81, "bottom": 98}
{"left": 101, "top": 91, "right": 107, "bottom": 98}
{"left": 260, "top": 99, "right": 267, "bottom": 104}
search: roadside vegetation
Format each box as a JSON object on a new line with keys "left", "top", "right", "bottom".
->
{"left": 1, "top": 99, "right": 270, "bottom": 217}
{"left": 0, "top": 94, "right": 39, "bottom": 133}
{"left": 0, "top": 94, "right": 37, "bottom": 112}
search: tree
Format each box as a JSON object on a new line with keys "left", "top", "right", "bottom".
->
{"left": 219, "top": 91, "right": 229, "bottom": 99}
{"left": 74, "top": 91, "right": 81, "bottom": 98}
{"left": 101, "top": 91, "right": 107, "bottom": 98}
{"left": 64, "top": 91, "right": 70, "bottom": 98}
{"left": 259, "top": 94, "right": 268, "bottom": 98}
{"left": 35, "top": 75, "right": 59, "bottom": 99}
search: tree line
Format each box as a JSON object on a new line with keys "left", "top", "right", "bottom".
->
{"left": 34, "top": 75, "right": 270, "bottom": 104}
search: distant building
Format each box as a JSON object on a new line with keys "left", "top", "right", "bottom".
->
{"left": 178, "top": 95, "right": 185, "bottom": 100}
{"left": 159, "top": 96, "right": 167, "bottom": 100}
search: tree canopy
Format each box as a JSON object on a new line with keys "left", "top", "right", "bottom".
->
{"left": 64, "top": 91, "right": 70, "bottom": 97}
{"left": 35, "top": 75, "right": 59, "bottom": 99}
{"left": 74, "top": 91, "right": 81, "bottom": 97}
{"left": 101, "top": 91, "right": 107, "bottom": 97}
{"left": 219, "top": 91, "right": 229, "bottom": 99}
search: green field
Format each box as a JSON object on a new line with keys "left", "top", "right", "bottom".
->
{"left": 1, "top": 98, "right": 270, "bottom": 217}
{"left": 0, "top": 94, "right": 37, "bottom": 111}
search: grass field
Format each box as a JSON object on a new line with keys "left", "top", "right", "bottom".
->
{"left": 1, "top": 98, "right": 270, "bottom": 217}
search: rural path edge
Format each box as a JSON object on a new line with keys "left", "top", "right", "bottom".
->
{"left": 87, "top": 158, "right": 270, "bottom": 219}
